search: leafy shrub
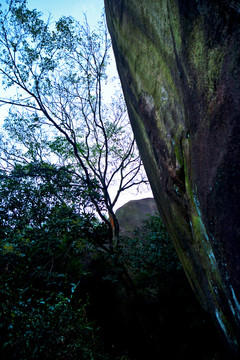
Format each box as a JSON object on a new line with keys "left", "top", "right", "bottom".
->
{"left": 0, "top": 214, "right": 111, "bottom": 359}
{"left": 0, "top": 165, "right": 110, "bottom": 359}
{"left": 119, "top": 215, "right": 181, "bottom": 298}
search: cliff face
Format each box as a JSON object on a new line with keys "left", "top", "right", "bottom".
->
{"left": 104, "top": 0, "right": 240, "bottom": 353}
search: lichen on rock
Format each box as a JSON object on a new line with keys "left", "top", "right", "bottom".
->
{"left": 105, "top": 0, "right": 240, "bottom": 355}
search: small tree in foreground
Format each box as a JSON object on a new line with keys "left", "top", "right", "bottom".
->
{"left": 0, "top": 0, "right": 148, "bottom": 246}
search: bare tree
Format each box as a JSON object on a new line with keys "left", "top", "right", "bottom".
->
{"left": 0, "top": 1, "right": 148, "bottom": 247}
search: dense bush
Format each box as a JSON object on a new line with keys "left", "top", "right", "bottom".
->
{"left": 0, "top": 225, "right": 110, "bottom": 359}
{"left": 0, "top": 165, "right": 110, "bottom": 359}
{"left": 119, "top": 215, "right": 182, "bottom": 298}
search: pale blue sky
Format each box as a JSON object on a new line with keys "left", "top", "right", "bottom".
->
{"left": 2, "top": 0, "right": 105, "bottom": 28}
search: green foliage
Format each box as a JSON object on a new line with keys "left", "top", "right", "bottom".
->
{"left": 2, "top": 112, "right": 49, "bottom": 162}
{"left": 0, "top": 284, "right": 102, "bottom": 360}
{"left": 119, "top": 215, "right": 182, "bottom": 298}
{"left": 0, "top": 164, "right": 110, "bottom": 360}
{"left": 0, "top": 162, "right": 103, "bottom": 227}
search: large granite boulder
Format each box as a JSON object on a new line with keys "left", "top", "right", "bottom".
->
{"left": 104, "top": 0, "right": 240, "bottom": 354}
{"left": 116, "top": 197, "right": 158, "bottom": 237}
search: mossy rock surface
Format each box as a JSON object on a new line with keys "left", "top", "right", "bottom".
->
{"left": 105, "top": 0, "right": 240, "bottom": 355}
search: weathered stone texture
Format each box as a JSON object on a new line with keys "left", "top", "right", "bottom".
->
{"left": 104, "top": 0, "right": 240, "bottom": 354}
{"left": 116, "top": 197, "right": 158, "bottom": 237}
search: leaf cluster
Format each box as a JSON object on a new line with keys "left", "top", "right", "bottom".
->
{"left": 0, "top": 163, "right": 111, "bottom": 359}
{"left": 118, "top": 215, "right": 182, "bottom": 298}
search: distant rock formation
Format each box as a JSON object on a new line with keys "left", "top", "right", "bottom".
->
{"left": 105, "top": 0, "right": 240, "bottom": 355}
{"left": 116, "top": 197, "right": 158, "bottom": 237}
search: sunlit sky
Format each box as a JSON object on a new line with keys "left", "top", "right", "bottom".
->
{"left": 1, "top": 0, "right": 153, "bottom": 208}
{"left": 2, "top": 0, "right": 105, "bottom": 27}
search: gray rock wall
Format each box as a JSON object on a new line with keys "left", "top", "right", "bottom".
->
{"left": 105, "top": 0, "right": 240, "bottom": 354}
